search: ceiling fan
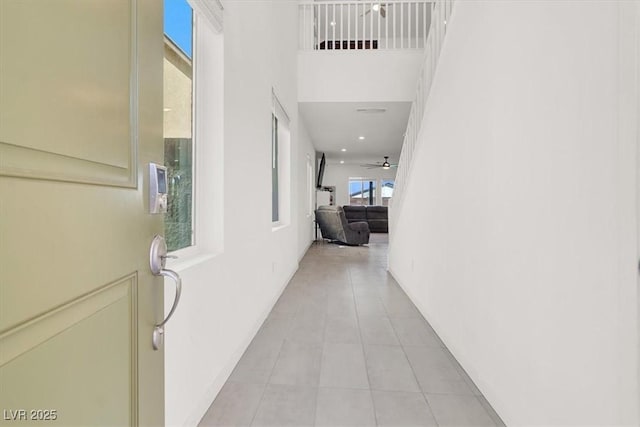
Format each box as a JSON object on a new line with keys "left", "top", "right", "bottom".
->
{"left": 360, "top": 156, "right": 397, "bottom": 170}
{"left": 361, "top": 3, "right": 387, "bottom": 18}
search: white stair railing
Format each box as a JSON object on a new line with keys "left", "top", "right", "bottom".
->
{"left": 299, "top": 0, "right": 432, "bottom": 51}
{"left": 390, "top": 0, "right": 455, "bottom": 227}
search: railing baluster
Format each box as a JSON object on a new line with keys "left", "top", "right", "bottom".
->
{"left": 348, "top": 2, "right": 351, "bottom": 50}
{"left": 422, "top": 1, "right": 427, "bottom": 48}
{"left": 437, "top": 1, "right": 441, "bottom": 54}
{"left": 334, "top": 3, "right": 337, "bottom": 49}
{"left": 385, "top": 1, "right": 388, "bottom": 49}
{"left": 370, "top": 1, "right": 373, "bottom": 49}
{"left": 361, "top": 3, "right": 367, "bottom": 49}
{"left": 324, "top": 3, "right": 328, "bottom": 49}
{"left": 415, "top": 2, "right": 420, "bottom": 49}
{"left": 377, "top": 1, "right": 381, "bottom": 49}
{"left": 408, "top": 1, "right": 412, "bottom": 49}
{"left": 400, "top": 2, "right": 403, "bottom": 49}
{"left": 355, "top": 2, "right": 358, "bottom": 49}
{"left": 439, "top": 1, "right": 444, "bottom": 52}
{"left": 393, "top": 3, "right": 396, "bottom": 49}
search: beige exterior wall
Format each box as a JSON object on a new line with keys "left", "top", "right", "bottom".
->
{"left": 163, "top": 41, "right": 192, "bottom": 139}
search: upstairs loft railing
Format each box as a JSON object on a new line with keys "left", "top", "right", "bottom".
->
{"left": 299, "top": 0, "right": 432, "bottom": 51}
{"left": 391, "top": 0, "right": 454, "bottom": 221}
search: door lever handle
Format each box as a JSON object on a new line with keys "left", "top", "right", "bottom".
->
{"left": 149, "top": 235, "right": 183, "bottom": 350}
{"left": 152, "top": 268, "right": 181, "bottom": 350}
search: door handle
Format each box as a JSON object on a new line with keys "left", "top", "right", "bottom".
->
{"left": 149, "top": 235, "right": 183, "bottom": 350}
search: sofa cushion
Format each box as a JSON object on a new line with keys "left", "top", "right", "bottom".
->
{"left": 367, "top": 219, "right": 388, "bottom": 233}
{"left": 342, "top": 205, "right": 367, "bottom": 223}
{"left": 341, "top": 205, "right": 389, "bottom": 233}
{"left": 366, "top": 206, "right": 388, "bottom": 220}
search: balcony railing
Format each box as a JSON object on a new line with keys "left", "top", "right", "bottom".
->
{"left": 391, "top": 0, "right": 454, "bottom": 223}
{"left": 299, "top": 0, "right": 432, "bottom": 51}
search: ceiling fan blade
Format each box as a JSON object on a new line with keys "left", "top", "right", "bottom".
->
{"left": 380, "top": 7, "right": 386, "bottom": 18}
{"left": 360, "top": 9, "right": 371, "bottom": 17}
{"left": 360, "top": 163, "right": 381, "bottom": 167}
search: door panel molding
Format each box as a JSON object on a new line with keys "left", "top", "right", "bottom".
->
{"left": 0, "top": 275, "right": 139, "bottom": 426}
{"left": 0, "top": 274, "right": 137, "bottom": 367}
{"left": 0, "top": 0, "right": 139, "bottom": 188}
{"left": 0, "top": 140, "right": 135, "bottom": 187}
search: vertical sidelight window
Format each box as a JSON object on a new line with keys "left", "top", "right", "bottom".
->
{"left": 163, "top": 0, "right": 194, "bottom": 251}
{"left": 272, "top": 114, "right": 279, "bottom": 223}
{"left": 271, "top": 92, "right": 291, "bottom": 227}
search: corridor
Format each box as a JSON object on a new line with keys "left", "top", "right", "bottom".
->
{"left": 199, "top": 235, "right": 504, "bottom": 426}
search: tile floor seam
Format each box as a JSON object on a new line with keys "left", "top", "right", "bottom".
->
{"left": 386, "top": 292, "right": 444, "bottom": 427}
{"left": 349, "top": 265, "right": 382, "bottom": 426}
{"left": 420, "top": 393, "right": 442, "bottom": 427}
{"left": 310, "top": 385, "right": 319, "bottom": 427}
{"left": 424, "top": 393, "right": 498, "bottom": 427}
{"left": 247, "top": 337, "right": 286, "bottom": 427}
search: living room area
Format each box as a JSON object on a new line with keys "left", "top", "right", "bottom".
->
{"left": 313, "top": 152, "right": 396, "bottom": 245}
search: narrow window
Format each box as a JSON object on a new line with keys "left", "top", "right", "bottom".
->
{"left": 163, "top": 0, "right": 195, "bottom": 251}
{"left": 381, "top": 179, "right": 394, "bottom": 206}
{"left": 272, "top": 114, "right": 279, "bottom": 223}
{"left": 271, "top": 92, "right": 291, "bottom": 226}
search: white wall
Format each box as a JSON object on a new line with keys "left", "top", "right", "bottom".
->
{"left": 322, "top": 162, "right": 396, "bottom": 207}
{"left": 389, "top": 2, "right": 639, "bottom": 425}
{"left": 163, "top": 2, "right": 314, "bottom": 425}
{"left": 298, "top": 51, "right": 424, "bottom": 102}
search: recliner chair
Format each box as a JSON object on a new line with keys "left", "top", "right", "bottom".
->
{"left": 314, "top": 205, "right": 370, "bottom": 245}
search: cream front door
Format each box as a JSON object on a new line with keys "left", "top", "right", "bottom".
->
{"left": 0, "top": 1, "right": 165, "bottom": 425}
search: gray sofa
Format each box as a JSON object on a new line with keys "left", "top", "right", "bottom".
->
{"left": 315, "top": 205, "right": 370, "bottom": 245}
{"left": 342, "top": 205, "right": 388, "bottom": 233}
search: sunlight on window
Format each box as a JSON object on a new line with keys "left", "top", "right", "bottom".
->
{"left": 349, "top": 179, "right": 376, "bottom": 206}
{"left": 163, "top": 0, "right": 194, "bottom": 251}
{"left": 381, "top": 179, "right": 394, "bottom": 206}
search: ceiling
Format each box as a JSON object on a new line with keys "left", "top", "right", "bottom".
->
{"left": 299, "top": 101, "right": 411, "bottom": 165}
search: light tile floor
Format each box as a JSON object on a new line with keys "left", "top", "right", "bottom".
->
{"left": 199, "top": 235, "right": 505, "bottom": 427}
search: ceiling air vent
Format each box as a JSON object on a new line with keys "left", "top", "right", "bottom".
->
{"left": 356, "top": 108, "right": 387, "bottom": 114}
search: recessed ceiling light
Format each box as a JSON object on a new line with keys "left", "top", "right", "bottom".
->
{"left": 356, "top": 108, "right": 387, "bottom": 114}
{"left": 372, "top": 4, "right": 380, "bottom": 11}
{"left": 163, "top": 108, "right": 172, "bottom": 112}
{"left": 341, "top": 148, "right": 347, "bottom": 152}
{"left": 340, "top": 160, "right": 344, "bottom": 164}
{"left": 330, "top": 21, "right": 336, "bottom": 26}
{"left": 358, "top": 136, "right": 365, "bottom": 140}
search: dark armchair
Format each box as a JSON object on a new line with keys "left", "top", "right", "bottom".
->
{"left": 315, "top": 205, "right": 370, "bottom": 246}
